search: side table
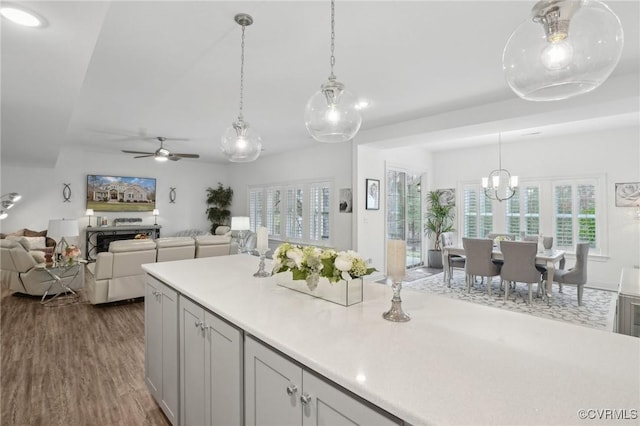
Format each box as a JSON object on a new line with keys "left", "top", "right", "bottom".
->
{"left": 36, "top": 260, "right": 85, "bottom": 305}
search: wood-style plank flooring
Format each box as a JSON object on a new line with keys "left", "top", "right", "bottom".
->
{"left": 1, "top": 287, "right": 170, "bottom": 426}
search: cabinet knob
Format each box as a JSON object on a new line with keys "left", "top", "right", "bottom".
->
{"left": 195, "top": 320, "right": 202, "bottom": 328}
{"left": 286, "top": 384, "right": 298, "bottom": 396}
{"left": 300, "top": 393, "right": 312, "bottom": 405}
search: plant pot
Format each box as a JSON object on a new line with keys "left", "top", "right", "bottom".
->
{"left": 427, "top": 249, "right": 443, "bottom": 269}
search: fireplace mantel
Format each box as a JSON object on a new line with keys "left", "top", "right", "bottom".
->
{"left": 85, "top": 225, "right": 161, "bottom": 261}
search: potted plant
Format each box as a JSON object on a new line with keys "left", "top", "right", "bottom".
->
{"left": 206, "top": 183, "right": 233, "bottom": 234}
{"left": 424, "top": 190, "right": 455, "bottom": 268}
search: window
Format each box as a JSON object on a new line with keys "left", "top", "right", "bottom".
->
{"left": 463, "top": 185, "right": 493, "bottom": 238}
{"left": 250, "top": 180, "right": 332, "bottom": 244}
{"left": 505, "top": 185, "right": 540, "bottom": 236}
{"left": 554, "top": 181, "right": 597, "bottom": 249}
{"left": 309, "top": 182, "right": 330, "bottom": 241}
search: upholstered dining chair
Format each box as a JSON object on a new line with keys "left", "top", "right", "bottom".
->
{"left": 500, "top": 240, "right": 543, "bottom": 304}
{"left": 462, "top": 238, "right": 501, "bottom": 295}
{"left": 545, "top": 242, "right": 590, "bottom": 306}
{"left": 522, "top": 235, "right": 554, "bottom": 249}
{"left": 440, "top": 232, "right": 465, "bottom": 287}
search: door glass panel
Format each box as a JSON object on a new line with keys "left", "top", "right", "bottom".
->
{"left": 386, "top": 170, "right": 423, "bottom": 269}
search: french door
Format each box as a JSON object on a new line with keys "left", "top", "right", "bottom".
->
{"left": 386, "top": 169, "right": 423, "bottom": 269}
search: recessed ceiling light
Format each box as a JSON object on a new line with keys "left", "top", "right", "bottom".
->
{"left": 0, "top": 5, "right": 43, "bottom": 27}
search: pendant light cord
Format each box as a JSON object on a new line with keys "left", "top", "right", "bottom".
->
{"left": 238, "top": 24, "right": 246, "bottom": 121}
{"left": 329, "top": 0, "right": 336, "bottom": 80}
{"left": 498, "top": 132, "right": 502, "bottom": 170}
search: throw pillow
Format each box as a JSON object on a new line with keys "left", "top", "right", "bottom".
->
{"left": 6, "top": 235, "right": 31, "bottom": 251}
{"left": 29, "top": 250, "right": 46, "bottom": 264}
{"left": 23, "top": 236, "right": 47, "bottom": 250}
{"left": 24, "top": 229, "right": 47, "bottom": 238}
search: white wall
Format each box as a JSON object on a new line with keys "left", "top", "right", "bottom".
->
{"left": 1, "top": 146, "right": 227, "bottom": 252}
{"left": 226, "top": 141, "right": 354, "bottom": 251}
{"left": 430, "top": 125, "right": 640, "bottom": 288}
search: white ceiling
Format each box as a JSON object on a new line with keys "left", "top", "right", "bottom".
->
{"left": 2, "top": 0, "right": 639, "bottom": 167}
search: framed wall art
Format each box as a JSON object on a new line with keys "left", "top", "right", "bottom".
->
{"left": 615, "top": 182, "right": 640, "bottom": 207}
{"left": 366, "top": 179, "right": 380, "bottom": 210}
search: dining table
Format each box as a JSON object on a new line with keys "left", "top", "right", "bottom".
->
{"left": 443, "top": 245, "right": 566, "bottom": 299}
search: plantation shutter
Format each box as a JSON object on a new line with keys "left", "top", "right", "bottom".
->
{"left": 309, "top": 182, "right": 331, "bottom": 242}
{"left": 266, "top": 187, "right": 281, "bottom": 237}
{"left": 506, "top": 188, "right": 520, "bottom": 235}
{"left": 285, "top": 186, "right": 304, "bottom": 240}
{"left": 554, "top": 185, "right": 573, "bottom": 247}
{"left": 577, "top": 184, "right": 596, "bottom": 248}
{"left": 523, "top": 186, "right": 540, "bottom": 236}
{"left": 463, "top": 187, "right": 478, "bottom": 238}
{"left": 479, "top": 191, "right": 493, "bottom": 238}
{"left": 248, "top": 188, "right": 263, "bottom": 232}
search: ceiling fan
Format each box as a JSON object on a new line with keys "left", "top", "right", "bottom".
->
{"left": 122, "top": 137, "right": 200, "bottom": 162}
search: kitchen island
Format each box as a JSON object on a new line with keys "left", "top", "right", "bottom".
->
{"left": 143, "top": 254, "right": 639, "bottom": 425}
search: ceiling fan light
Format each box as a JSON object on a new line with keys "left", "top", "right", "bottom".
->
{"left": 0, "top": 6, "right": 42, "bottom": 27}
{"left": 503, "top": 0, "right": 624, "bottom": 101}
{"left": 155, "top": 155, "right": 169, "bottom": 162}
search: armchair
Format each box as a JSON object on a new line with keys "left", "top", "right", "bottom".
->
{"left": 0, "top": 238, "right": 83, "bottom": 296}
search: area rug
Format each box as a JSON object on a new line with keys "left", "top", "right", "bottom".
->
{"left": 403, "top": 267, "right": 435, "bottom": 282}
{"left": 389, "top": 270, "right": 617, "bottom": 331}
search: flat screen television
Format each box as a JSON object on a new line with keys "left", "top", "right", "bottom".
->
{"left": 87, "top": 174, "right": 156, "bottom": 212}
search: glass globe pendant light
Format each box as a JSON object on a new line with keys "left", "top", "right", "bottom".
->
{"left": 221, "top": 13, "right": 262, "bottom": 162}
{"left": 305, "top": 0, "right": 362, "bottom": 143}
{"left": 503, "top": 0, "right": 623, "bottom": 101}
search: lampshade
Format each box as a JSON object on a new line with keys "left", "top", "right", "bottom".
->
{"left": 231, "top": 216, "right": 250, "bottom": 231}
{"left": 47, "top": 219, "right": 79, "bottom": 240}
{"left": 85, "top": 209, "right": 94, "bottom": 216}
{"left": 153, "top": 209, "right": 160, "bottom": 216}
{"left": 503, "top": 0, "right": 624, "bottom": 101}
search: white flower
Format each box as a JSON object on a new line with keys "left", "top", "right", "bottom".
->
{"left": 286, "top": 247, "right": 304, "bottom": 268}
{"left": 335, "top": 252, "right": 354, "bottom": 272}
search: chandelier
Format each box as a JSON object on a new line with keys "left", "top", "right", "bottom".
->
{"left": 304, "top": 0, "right": 362, "bottom": 143}
{"left": 482, "top": 134, "right": 518, "bottom": 202}
{"left": 503, "top": 0, "right": 624, "bottom": 101}
{"left": 221, "top": 13, "right": 262, "bottom": 162}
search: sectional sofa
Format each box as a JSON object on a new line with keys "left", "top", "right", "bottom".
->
{"left": 85, "top": 235, "right": 231, "bottom": 305}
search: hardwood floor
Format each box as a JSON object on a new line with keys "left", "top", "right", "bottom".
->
{"left": 0, "top": 288, "right": 170, "bottom": 426}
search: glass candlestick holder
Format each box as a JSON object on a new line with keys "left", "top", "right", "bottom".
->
{"left": 253, "top": 249, "right": 271, "bottom": 278}
{"left": 382, "top": 278, "right": 410, "bottom": 322}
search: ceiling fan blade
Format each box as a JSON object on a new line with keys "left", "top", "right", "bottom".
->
{"left": 122, "top": 150, "right": 154, "bottom": 155}
{"left": 149, "top": 137, "right": 190, "bottom": 142}
{"left": 134, "top": 154, "right": 155, "bottom": 159}
{"left": 171, "top": 153, "right": 200, "bottom": 159}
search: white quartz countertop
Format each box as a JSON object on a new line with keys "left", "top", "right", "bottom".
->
{"left": 143, "top": 254, "right": 640, "bottom": 426}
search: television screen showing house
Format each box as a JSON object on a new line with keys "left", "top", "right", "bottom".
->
{"left": 87, "top": 175, "right": 156, "bottom": 212}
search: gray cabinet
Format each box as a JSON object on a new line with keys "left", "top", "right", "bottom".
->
{"left": 179, "top": 296, "right": 243, "bottom": 426}
{"left": 145, "top": 276, "right": 179, "bottom": 425}
{"left": 617, "top": 268, "right": 640, "bottom": 337}
{"left": 245, "top": 336, "right": 400, "bottom": 426}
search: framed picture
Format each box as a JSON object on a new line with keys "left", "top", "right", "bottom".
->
{"left": 438, "top": 188, "right": 456, "bottom": 206}
{"left": 366, "top": 179, "right": 380, "bottom": 210}
{"left": 615, "top": 182, "right": 640, "bottom": 207}
{"left": 339, "top": 188, "right": 353, "bottom": 213}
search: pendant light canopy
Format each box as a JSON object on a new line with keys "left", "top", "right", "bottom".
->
{"left": 305, "top": 0, "right": 362, "bottom": 143}
{"left": 221, "top": 13, "right": 262, "bottom": 163}
{"left": 482, "top": 134, "right": 518, "bottom": 202}
{"left": 503, "top": 0, "right": 623, "bottom": 101}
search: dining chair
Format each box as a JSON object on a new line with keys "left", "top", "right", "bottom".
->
{"left": 545, "top": 242, "right": 589, "bottom": 306}
{"left": 522, "top": 235, "right": 554, "bottom": 249}
{"left": 500, "top": 240, "right": 542, "bottom": 304}
{"left": 440, "top": 232, "right": 465, "bottom": 287}
{"left": 462, "top": 238, "right": 501, "bottom": 295}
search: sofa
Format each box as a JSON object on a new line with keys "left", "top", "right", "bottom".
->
{"left": 0, "top": 228, "right": 56, "bottom": 261}
{"left": 0, "top": 237, "right": 83, "bottom": 296}
{"left": 86, "top": 235, "right": 232, "bottom": 305}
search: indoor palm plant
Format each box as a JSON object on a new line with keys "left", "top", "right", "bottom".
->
{"left": 424, "top": 190, "right": 455, "bottom": 268}
{"left": 205, "top": 183, "right": 233, "bottom": 234}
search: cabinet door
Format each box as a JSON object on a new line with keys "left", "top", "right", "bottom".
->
{"left": 205, "top": 312, "right": 243, "bottom": 426}
{"left": 144, "top": 280, "right": 162, "bottom": 401}
{"left": 302, "top": 371, "right": 401, "bottom": 426}
{"left": 245, "top": 336, "right": 302, "bottom": 426}
{"left": 161, "top": 283, "right": 178, "bottom": 424}
{"left": 180, "top": 297, "right": 206, "bottom": 426}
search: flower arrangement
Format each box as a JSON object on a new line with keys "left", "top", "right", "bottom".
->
{"left": 272, "top": 243, "right": 375, "bottom": 291}
{"left": 63, "top": 245, "right": 81, "bottom": 265}
{"left": 493, "top": 235, "right": 511, "bottom": 243}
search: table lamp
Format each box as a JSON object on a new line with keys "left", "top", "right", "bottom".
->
{"left": 85, "top": 209, "right": 94, "bottom": 227}
{"left": 48, "top": 219, "right": 79, "bottom": 263}
{"left": 231, "top": 216, "right": 250, "bottom": 254}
